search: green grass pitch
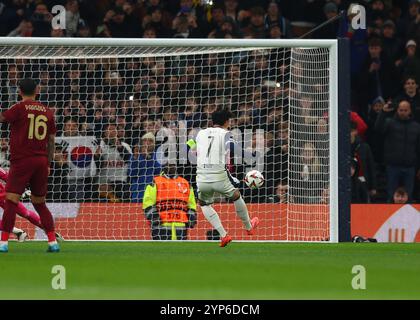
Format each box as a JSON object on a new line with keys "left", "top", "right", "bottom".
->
{"left": 0, "top": 242, "right": 419, "bottom": 299}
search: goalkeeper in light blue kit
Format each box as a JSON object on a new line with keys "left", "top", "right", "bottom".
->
{"left": 189, "top": 108, "right": 259, "bottom": 247}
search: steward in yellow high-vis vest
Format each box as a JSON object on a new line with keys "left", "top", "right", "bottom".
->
{"left": 142, "top": 164, "right": 197, "bottom": 240}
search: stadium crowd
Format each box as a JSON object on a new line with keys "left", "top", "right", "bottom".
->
{"left": 0, "top": 0, "right": 420, "bottom": 204}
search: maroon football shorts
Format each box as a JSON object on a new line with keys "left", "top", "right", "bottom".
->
{"left": 6, "top": 156, "right": 49, "bottom": 196}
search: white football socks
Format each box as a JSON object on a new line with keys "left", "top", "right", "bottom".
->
{"left": 201, "top": 205, "right": 227, "bottom": 238}
{"left": 234, "top": 196, "right": 252, "bottom": 231}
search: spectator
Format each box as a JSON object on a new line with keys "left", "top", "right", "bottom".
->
{"left": 143, "top": 7, "right": 171, "bottom": 37}
{"left": 103, "top": 7, "right": 139, "bottom": 38}
{"left": 381, "top": 20, "right": 403, "bottom": 63}
{"left": 65, "top": 0, "right": 81, "bottom": 37}
{"left": 357, "top": 37, "right": 398, "bottom": 119}
{"left": 121, "top": 1, "right": 141, "bottom": 36}
{"left": 30, "top": 3, "right": 53, "bottom": 37}
{"left": 265, "top": 128, "right": 286, "bottom": 197}
{"left": 204, "top": 3, "right": 226, "bottom": 37}
{"left": 0, "top": 0, "right": 26, "bottom": 36}
{"left": 314, "top": 117, "right": 329, "bottom": 167}
{"left": 224, "top": 0, "right": 240, "bottom": 23}
{"left": 366, "top": 96, "right": 386, "bottom": 163}
{"left": 313, "top": 1, "right": 340, "bottom": 39}
{"left": 1, "top": 64, "right": 20, "bottom": 107}
{"left": 50, "top": 27, "right": 65, "bottom": 37}
{"left": 141, "top": 0, "right": 172, "bottom": 29}
{"left": 176, "top": 0, "right": 203, "bottom": 19}
{"left": 179, "top": 97, "right": 201, "bottom": 129}
{"left": 396, "top": 41, "right": 420, "bottom": 86}
{"left": 61, "top": 117, "right": 80, "bottom": 137}
{"left": 392, "top": 187, "right": 409, "bottom": 204}
{"left": 351, "top": 121, "right": 378, "bottom": 200}
{"left": 172, "top": 11, "right": 201, "bottom": 38}
{"left": 320, "top": 186, "right": 330, "bottom": 205}
{"left": 395, "top": 76, "right": 420, "bottom": 123}
{"left": 368, "top": 0, "right": 388, "bottom": 37}
{"left": 289, "top": 142, "right": 326, "bottom": 204}
{"left": 351, "top": 158, "right": 370, "bottom": 203}
{"left": 146, "top": 94, "right": 163, "bottom": 120}
{"left": 236, "top": 103, "right": 253, "bottom": 131}
{"left": 7, "top": 19, "right": 34, "bottom": 37}
{"left": 96, "top": 123, "right": 132, "bottom": 203}
{"left": 38, "top": 67, "right": 53, "bottom": 103}
{"left": 268, "top": 25, "right": 283, "bottom": 39}
{"left": 406, "top": 6, "right": 420, "bottom": 53}
{"left": 47, "top": 143, "right": 70, "bottom": 202}
{"left": 375, "top": 100, "right": 420, "bottom": 201}
{"left": 264, "top": 1, "right": 292, "bottom": 38}
{"left": 96, "top": 23, "right": 112, "bottom": 37}
{"left": 398, "top": 0, "right": 419, "bottom": 39}
{"left": 350, "top": 111, "right": 368, "bottom": 140}
{"left": 140, "top": 119, "right": 162, "bottom": 138}
{"left": 142, "top": 163, "right": 197, "bottom": 240}
{"left": 242, "top": 7, "right": 266, "bottom": 39}
{"left": 265, "top": 106, "right": 283, "bottom": 133}
{"left": 210, "top": 16, "right": 242, "bottom": 38}
{"left": 296, "top": 95, "right": 320, "bottom": 128}
{"left": 129, "top": 132, "right": 161, "bottom": 202}
{"left": 76, "top": 20, "right": 92, "bottom": 37}
{"left": 251, "top": 88, "right": 269, "bottom": 128}
{"left": 272, "top": 181, "right": 288, "bottom": 203}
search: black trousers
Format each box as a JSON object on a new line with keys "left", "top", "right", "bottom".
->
{"left": 151, "top": 227, "right": 188, "bottom": 240}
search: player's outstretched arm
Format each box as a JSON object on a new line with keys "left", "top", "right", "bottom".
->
{"left": 0, "top": 113, "right": 6, "bottom": 123}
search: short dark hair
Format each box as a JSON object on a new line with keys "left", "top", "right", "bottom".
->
{"left": 250, "top": 6, "right": 265, "bottom": 17}
{"left": 368, "top": 37, "right": 382, "bottom": 48}
{"left": 211, "top": 108, "right": 233, "bottom": 126}
{"left": 403, "top": 75, "right": 417, "bottom": 85}
{"left": 19, "top": 78, "right": 37, "bottom": 96}
{"left": 394, "top": 187, "right": 408, "bottom": 196}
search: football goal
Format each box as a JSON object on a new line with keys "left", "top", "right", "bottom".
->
{"left": 0, "top": 37, "right": 348, "bottom": 242}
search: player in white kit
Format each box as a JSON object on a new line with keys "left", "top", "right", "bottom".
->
{"left": 193, "top": 108, "right": 259, "bottom": 247}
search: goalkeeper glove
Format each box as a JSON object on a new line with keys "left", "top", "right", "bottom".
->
{"left": 21, "top": 189, "right": 32, "bottom": 200}
{"left": 144, "top": 206, "right": 161, "bottom": 227}
{"left": 230, "top": 175, "right": 240, "bottom": 187}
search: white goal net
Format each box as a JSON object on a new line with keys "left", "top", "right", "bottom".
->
{"left": 0, "top": 38, "right": 338, "bottom": 242}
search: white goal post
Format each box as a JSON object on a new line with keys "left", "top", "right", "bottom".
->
{"left": 0, "top": 37, "right": 341, "bottom": 242}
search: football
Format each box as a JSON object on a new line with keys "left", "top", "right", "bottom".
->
{"left": 244, "top": 170, "right": 265, "bottom": 189}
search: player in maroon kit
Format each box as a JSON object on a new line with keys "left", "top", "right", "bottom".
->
{"left": 0, "top": 78, "right": 59, "bottom": 252}
{"left": 0, "top": 164, "right": 33, "bottom": 241}
{"left": 0, "top": 167, "right": 64, "bottom": 242}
